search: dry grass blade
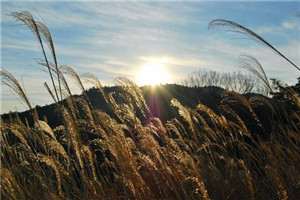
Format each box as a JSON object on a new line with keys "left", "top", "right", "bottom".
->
{"left": 0, "top": 69, "right": 32, "bottom": 110}
{"left": 36, "top": 21, "right": 62, "bottom": 101}
{"left": 35, "top": 22, "right": 58, "bottom": 67}
{"left": 61, "top": 65, "right": 85, "bottom": 92}
{"left": 38, "top": 61, "right": 57, "bottom": 76}
{"left": 239, "top": 55, "right": 273, "bottom": 93}
{"left": 44, "top": 82, "right": 57, "bottom": 103}
{"left": 11, "top": 11, "right": 37, "bottom": 36}
{"left": 81, "top": 73, "right": 102, "bottom": 89}
{"left": 61, "top": 65, "right": 95, "bottom": 121}
{"left": 39, "top": 62, "right": 72, "bottom": 98}
{"left": 115, "top": 77, "right": 150, "bottom": 118}
{"left": 11, "top": 11, "right": 59, "bottom": 101}
{"left": 209, "top": 19, "right": 300, "bottom": 72}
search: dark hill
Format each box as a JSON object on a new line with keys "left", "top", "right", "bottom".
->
{"left": 1, "top": 84, "right": 299, "bottom": 140}
{"left": 2, "top": 85, "right": 224, "bottom": 126}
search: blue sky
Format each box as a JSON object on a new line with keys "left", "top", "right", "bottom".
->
{"left": 1, "top": 1, "right": 300, "bottom": 113}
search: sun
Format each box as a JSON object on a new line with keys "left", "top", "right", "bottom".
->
{"left": 136, "top": 62, "right": 171, "bottom": 86}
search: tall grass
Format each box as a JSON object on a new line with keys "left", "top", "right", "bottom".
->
{"left": 82, "top": 73, "right": 103, "bottom": 89}
{"left": 209, "top": 19, "right": 300, "bottom": 71}
{"left": 239, "top": 55, "right": 273, "bottom": 94}
{"left": 0, "top": 69, "right": 39, "bottom": 122}
{"left": 35, "top": 21, "right": 62, "bottom": 100}
{"left": 2, "top": 80, "right": 299, "bottom": 199}
{"left": 44, "top": 82, "right": 57, "bottom": 103}
{"left": 12, "top": 11, "right": 60, "bottom": 101}
{"left": 0, "top": 69, "right": 32, "bottom": 110}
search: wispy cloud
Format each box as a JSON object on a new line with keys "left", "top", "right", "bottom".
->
{"left": 282, "top": 19, "right": 300, "bottom": 30}
{"left": 256, "top": 18, "right": 300, "bottom": 34}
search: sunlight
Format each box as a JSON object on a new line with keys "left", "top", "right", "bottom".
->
{"left": 136, "top": 61, "right": 171, "bottom": 86}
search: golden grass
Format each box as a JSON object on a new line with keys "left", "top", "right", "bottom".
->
{"left": 1, "top": 80, "right": 300, "bottom": 199}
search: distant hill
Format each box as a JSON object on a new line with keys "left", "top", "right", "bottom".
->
{"left": 2, "top": 83, "right": 299, "bottom": 139}
{"left": 1, "top": 85, "right": 240, "bottom": 127}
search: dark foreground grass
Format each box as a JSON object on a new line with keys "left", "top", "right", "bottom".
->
{"left": 1, "top": 81, "right": 300, "bottom": 200}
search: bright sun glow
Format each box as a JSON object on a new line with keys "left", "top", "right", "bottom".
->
{"left": 136, "top": 62, "right": 171, "bottom": 86}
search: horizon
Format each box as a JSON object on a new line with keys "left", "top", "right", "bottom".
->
{"left": 1, "top": 1, "right": 300, "bottom": 113}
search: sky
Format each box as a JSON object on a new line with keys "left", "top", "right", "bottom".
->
{"left": 1, "top": 0, "right": 300, "bottom": 113}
